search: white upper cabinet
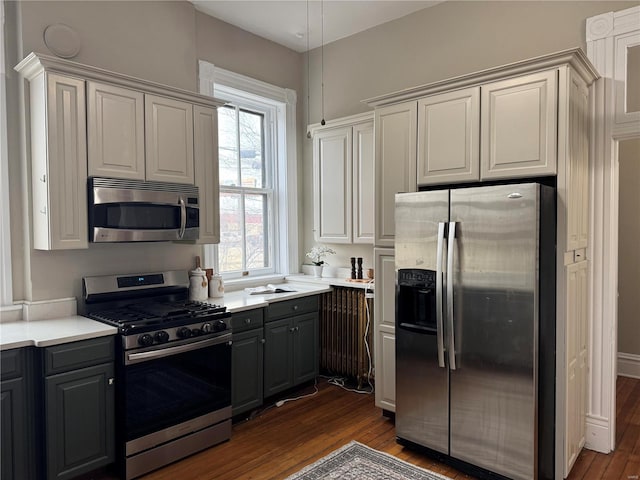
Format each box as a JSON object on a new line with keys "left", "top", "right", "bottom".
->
{"left": 88, "top": 85, "right": 195, "bottom": 184}
{"left": 375, "top": 102, "right": 417, "bottom": 248}
{"left": 31, "top": 73, "right": 88, "bottom": 250}
{"left": 193, "top": 105, "right": 220, "bottom": 244}
{"left": 87, "top": 82, "right": 145, "bottom": 180}
{"left": 313, "top": 126, "right": 353, "bottom": 243}
{"left": 145, "top": 95, "right": 194, "bottom": 184}
{"left": 481, "top": 70, "right": 558, "bottom": 180}
{"left": 16, "top": 52, "right": 226, "bottom": 250}
{"left": 310, "top": 113, "right": 374, "bottom": 245}
{"left": 417, "top": 87, "right": 480, "bottom": 185}
{"left": 352, "top": 121, "right": 375, "bottom": 243}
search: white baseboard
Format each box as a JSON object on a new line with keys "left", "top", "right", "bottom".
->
{"left": 585, "top": 414, "right": 612, "bottom": 453}
{"left": 618, "top": 352, "right": 640, "bottom": 379}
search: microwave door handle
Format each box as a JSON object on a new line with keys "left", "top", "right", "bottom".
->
{"left": 178, "top": 196, "right": 186, "bottom": 239}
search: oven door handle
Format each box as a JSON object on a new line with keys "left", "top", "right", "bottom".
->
{"left": 125, "top": 333, "right": 231, "bottom": 365}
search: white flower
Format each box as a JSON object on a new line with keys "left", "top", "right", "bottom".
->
{"left": 305, "top": 245, "right": 336, "bottom": 266}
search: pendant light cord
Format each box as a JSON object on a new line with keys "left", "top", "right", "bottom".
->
{"left": 306, "top": 0, "right": 311, "bottom": 137}
{"left": 320, "top": 0, "right": 325, "bottom": 125}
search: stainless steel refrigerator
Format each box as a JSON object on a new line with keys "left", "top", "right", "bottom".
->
{"left": 395, "top": 183, "right": 555, "bottom": 480}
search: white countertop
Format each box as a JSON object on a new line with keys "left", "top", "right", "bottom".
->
{"left": 209, "top": 281, "right": 332, "bottom": 313}
{"left": 0, "top": 281, "right": 331, "bottom": 350}
{"left": 0, "top": 316, "right": 118, "bottom": 351}
{"left": 285, "top": 274, "right": 375, "bottom": 291}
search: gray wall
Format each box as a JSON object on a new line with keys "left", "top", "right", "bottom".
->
{"left": 5, "top": 0, "right": 638, "bottom": 302}
{"left": 300, "top": 0, "right": 638, "bottom": 271}
{"left": 618, "top": 138, "right": 640, "bottom": 356}
{"left": 5, "top": 0, "right": 302, "bottom": 302}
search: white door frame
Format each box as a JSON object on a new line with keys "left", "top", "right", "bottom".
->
{"left": 586, "top": 5, "right": 640, "bottom": 454}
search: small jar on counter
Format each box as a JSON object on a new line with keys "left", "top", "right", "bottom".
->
{"left": 209, "top": 271, "right": 224, "bottom": 298}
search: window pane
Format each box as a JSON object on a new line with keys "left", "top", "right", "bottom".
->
{"left": 218, "top": 192, "right": 243, "bottom": 273}
{"left": 245, "top": 194, "right": 268, "bottom": 269}
{"left": 218, "top": 106, "right": 239, "bottom": 186}
{"left": 239, "top": 110, "right": 264, "bottom": 188}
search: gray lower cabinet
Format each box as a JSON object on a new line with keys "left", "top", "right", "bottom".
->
{"left": 1, "top": 348, "right": 35, "bottom": 480}
{"left": 231, "top": 308, "right": 265, "bottom": 416}
{"left": 42, "top": 337, "right": 115, "bottom": 480}
{"left": 264, "top": 296, "right": 319, "bottom": 398}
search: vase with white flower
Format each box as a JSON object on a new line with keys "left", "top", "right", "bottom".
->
{"left": 306, "top": 245, "right": 336, "bottom": 278}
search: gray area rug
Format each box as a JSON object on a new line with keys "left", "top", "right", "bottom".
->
{"left": 285, "top": 441, "right": 453, "bottom": 480}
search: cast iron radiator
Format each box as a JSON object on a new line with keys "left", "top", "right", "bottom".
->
{"left": 319, "top": 286, "right": 373, "bottom": 387}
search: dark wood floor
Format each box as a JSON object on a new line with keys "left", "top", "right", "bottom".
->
{"left": 89, "top": 376, "right": 640, "bottom": 480}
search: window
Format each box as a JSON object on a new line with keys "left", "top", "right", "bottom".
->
{"left": 198, "top": 62, "right": 299, "bottom": 281}
{"left": 218, "top": 105, "right": 273, "bottom": 275}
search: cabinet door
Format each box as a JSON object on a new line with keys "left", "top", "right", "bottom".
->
{"left": 45, "top": 364, "right": 115, "bottom": 480}
{"left": 145, "top": 94, "right": 194, "bottom": 184}
{"left": 32, "top": 73, "right": 88, "bottom": 250}
{"left": 1, "top": 378, "right": 27, "bottom": 480}
{"left": 232, "top": 328, "right": 264, "bottom": 416}
{"left": 374, "top": 248, "right": 396, "bottom": 411}
{"left": 353, "top": 121, "right": 375, "bottom": 243}
{"left": 87, "top": 82, "right": 145, "bottom": 180}
{"left": 375, "top": 325, "right": 396, "bottom": 412}
{"left": 375, "top": 102, "right": 417, "bottom": 247}
{"left": 313, "top": 126, "right": 352, "bottom": 243}
{"left": 292, "top": 313, "right": 319, "bottom": 385}
{"left": 564, "top": 70, "right": 590, "bottom": 252}
{"left": 564, "top": 260, "right": 588, "bottom": 476}
{"left": 481, "top": 70, "right": 557, "bottom": 180}
{"left": 263, "top": 318, "right": 293, "bottom": 397}
{"left": 417, "top": 87, "right": 480, "bottom": 185}
{"left": 194, "top": 105, "right": 220, "bottom": 244}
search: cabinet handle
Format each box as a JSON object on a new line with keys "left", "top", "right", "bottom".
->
{"left": 261, "top": 338, "right": 266, "bottom": 344}
{"left": 293, "top": 305, "right": 299, "bottom": 311}
{"left": 40, "top": 206, "right": 47, "bottom": 215}
{"left": 40, "top": 174, "right": 46, "bottom": 183}
{"left": 244, "top": 318, "right": 252, "bottom": 324}
{"left": 108, "top": 378, "right": 115, "bottom": 385}
{"left": 289, "top": 327, "right": 296, "bottom": 333}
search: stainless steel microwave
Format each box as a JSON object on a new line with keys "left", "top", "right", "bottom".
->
{"left": 88, "top": 177, "right": 199, "bottom": 243}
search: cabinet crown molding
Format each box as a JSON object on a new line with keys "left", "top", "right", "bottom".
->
{"left": 307, "top": 111, "right": 374, "bottom": 138}
{"left": 363, "top": 47, "right": 600, "bottom": 108}
{"left": 15, "top": 52, "right": 226, "bottom": 108}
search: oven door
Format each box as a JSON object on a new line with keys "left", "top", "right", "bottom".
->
{"left": 120, "top": 333, "right": 231, "bottom": 444}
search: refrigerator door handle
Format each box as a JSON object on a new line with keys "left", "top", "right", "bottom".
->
{"left": 436, "top": 221, "right": 446, "bottom": 368}
{"left": 447, "top": 221, "right": 457, "bottom": 370}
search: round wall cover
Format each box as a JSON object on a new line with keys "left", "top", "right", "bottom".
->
{"left": 43, "top": 24, "right": 81, "bottom": 59}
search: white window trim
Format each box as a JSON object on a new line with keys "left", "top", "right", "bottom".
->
{"left": 198, "top": 61, "right": 299, "bottom": 280}
{"left": 0, "top": 0, "right": 14, "bottom": 307}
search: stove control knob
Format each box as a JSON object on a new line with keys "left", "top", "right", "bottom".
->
{"left": 201, "top": 322, "right": 213, "bottom": 333}
{"left": 213, "top": 320, "right": 227, "bottom": 332}
{"left": 138, "top": 334, "right": 154, "bottom": 347}
{"left": 176, "top": 327, "right": 192, "bottom": 339}
{"left": 154, "top": 331, "right": 169, "bottom": 344}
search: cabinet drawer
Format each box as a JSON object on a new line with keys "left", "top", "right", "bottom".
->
{"left": 267, "top": 296, "right": 319, "bottom": 321}
{"left": 44, "top": 336, "right": 115, "bottom": 375}
{"left": 231, "top": 309, "right": 264, "bottom": 333}
{"left": 1, "top": 349, "right": 24, "bottom": 380}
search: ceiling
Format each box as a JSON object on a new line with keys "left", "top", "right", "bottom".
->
{"left": 191, "top": 1, "right": 440, "bottom": 52}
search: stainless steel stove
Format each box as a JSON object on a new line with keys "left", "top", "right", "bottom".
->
{"left": 80, "top": 270, "right": 232, "bottom": 480}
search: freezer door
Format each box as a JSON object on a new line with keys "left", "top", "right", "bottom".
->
{"left": 395, "top": 190, "right": 449, "bottom": 454}
{"left": 448, "top": 183, "right": 539, "bottom": 480}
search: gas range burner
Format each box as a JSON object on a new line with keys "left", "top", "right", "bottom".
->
{"left": 90, "top": 300, "right": 227, "bottom": 335}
